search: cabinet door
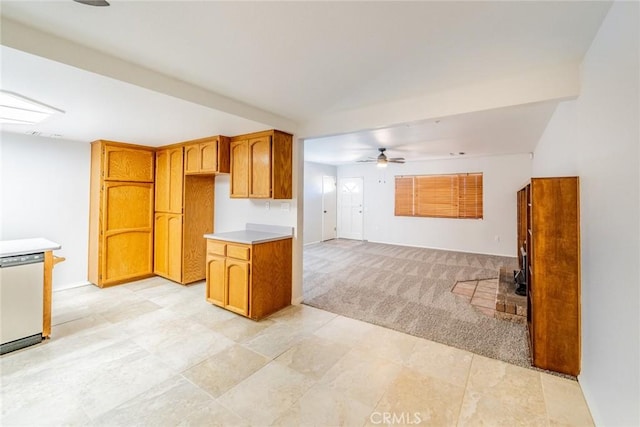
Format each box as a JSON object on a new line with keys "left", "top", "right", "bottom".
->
{"left": 167, "top": 148, "right": 184, "bottom": 213}
{"left": 206, "top": 255, "right": 226, "bottom": 307}
{"left": 154, "top": 213, "right": 168, "bottom": 277}
{"left": 199, "top": 140, "right": 218, "bottom": 173}
{"left": 184, "top": 144, "right": 200, "bottom": 174}
{"left": 230, "top": 140, "right": 249, "bottom": 197}
{"left": 226, "top": 259, "right": 249, "bottom": 316}
{"left": 166, "top": 214, "right": 183, "bottom": 281}
{"left": 249, "top": 136, "right": 272, "bottom": 198}
{"left": 155, "top": 213, "right": 183, "bottom": 282}
{"left": 102, "top": 182, "right": 154, "bottom": 285}
{"left": 104, "top": 145, "right": 154, "bottom": 182}
{"left": 155, "top": 150, "right": 169, "bottom": 212}
{"left": 155, "top": 147, "right": 183, "bottom": 213}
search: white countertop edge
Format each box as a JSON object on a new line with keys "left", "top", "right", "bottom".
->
{"left": 0, "top": 238, "right": 62, "bottom": 258}
{"left": 204, "top": 230, "right": 293, "bottom": 245}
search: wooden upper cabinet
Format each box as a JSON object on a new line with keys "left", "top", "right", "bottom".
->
{"left": 103, "top": 143, "right": 155, "bottom": 182}
{"left": 184, "top": 136, "right": 230, "bottom": 175}
{"left": 230, "top": 139, "right": 250, "bottom": 198}
{"left": 249, "top": 136, "right": 272, "bottom": 198}
{"left": 230, "top": 130, "right": 292, "bottom": 199}
{"left": 155, "top": 147, "right": 184, "bottom": 214}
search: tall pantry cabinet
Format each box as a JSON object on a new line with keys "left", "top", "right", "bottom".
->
{"left": 88, "top": 141, "right": 155, "bottom": 287}
{"left": 154, "top": 137, "right": 229, "bottom": 284}
{"left": 518, "top": 177, "right": 581, "bottom": 376}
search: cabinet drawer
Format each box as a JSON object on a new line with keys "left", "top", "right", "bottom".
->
{"left": 227, "top": 244, "right": 250, "bottom": 261}
{"left": 207, "top": 241, "right": 226, "bottom": 256}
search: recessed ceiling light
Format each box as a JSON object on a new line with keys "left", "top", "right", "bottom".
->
{"left": 0, "top": 90, "right": 64, "bottom": 125}
{"left": 73, "top": 0, "right": 110, "bottom": 6}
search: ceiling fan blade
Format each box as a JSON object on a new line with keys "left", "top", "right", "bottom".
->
{"left": 390, "top": 160, "right": 406, "bottom": 163}
{"left": 73, "top": 0, "right": 110, "bottom": 6}
{"left": 388, "top": 157, "right": 405, "bottom": 161}
{"left": 357, "top": 159, "right": 376, "bottom": 163}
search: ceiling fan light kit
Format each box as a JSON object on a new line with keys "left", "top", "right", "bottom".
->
{"left": 358, "top": 147, "right": 405, "bottom": 166}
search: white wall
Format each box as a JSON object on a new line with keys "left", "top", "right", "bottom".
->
{"left": 532, "top": 2, "right": 639, "bottom": 424}
{"left": 214, "top": 175, "right": 298, "bottom": 230}
{"left": 337, "top": 153, "right": 531, "bottom": 256}
{"left": 0, "top": 132, "right": 90, "bottom": 290}
{"left": 303, "top": 161, "right": 337, "bottom": 245}
{"left": 214, "top": 139, "right": 303, "bottom": 303}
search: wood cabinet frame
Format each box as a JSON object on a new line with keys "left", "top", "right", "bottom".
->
{"left": 154, "top": 145, "right": 215, "bottom": 285}
{"left": 518, "top": 177, "right": 581, "bottom": 376}
{"left": 88, "top": 141, "right": 155, "bottom": 288}
{"left": 184, "top": 136, "right": 230, "bottom": 175}
{"left": 206, "top": 238, "right": 292, "bottom": 320}
{"left": 230, "top": 130, "right": 292, "bottom": 199}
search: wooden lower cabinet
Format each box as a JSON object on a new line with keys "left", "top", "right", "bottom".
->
{"left": 205, "top": 238, "right": 292, "bottom": 320}
{"left": 206, "top": 255, "right": 226, "bottom": 307}
{"left": 225, "top": 259, "right": 250, "bottom": 316}
{"left": 154, "top": 213, "right": 183, "bottom": 282}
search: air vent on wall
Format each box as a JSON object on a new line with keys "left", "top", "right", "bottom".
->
{"left": 25, "top": 131, "right": 63, "bottom": 139}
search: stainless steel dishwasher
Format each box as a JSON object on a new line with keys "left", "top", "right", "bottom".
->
{"left": 0, "top": 252, "right": 44, "bottom": 354}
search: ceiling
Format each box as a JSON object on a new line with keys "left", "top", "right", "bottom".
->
{"left": 0, "top": 1, "right": 612, "bottom": 158}
{"left": 304, "top": 101, "right": 557, "bottom": 165}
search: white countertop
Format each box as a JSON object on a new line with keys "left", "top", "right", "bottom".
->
{"left": 0, "top": 238, "right": 62, "bottom": 258}
{"left": 204, "top": 223, "right": 293, "bottom": 244}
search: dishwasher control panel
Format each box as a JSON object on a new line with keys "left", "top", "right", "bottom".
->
{"left": 0, "top": 252, "right": 44, "bottom": 268}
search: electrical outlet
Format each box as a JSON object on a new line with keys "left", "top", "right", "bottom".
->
{"left": 281, "top": 202, "right": 290, "bottom": 211}
{"left": 265, "top": 201, "right": 270, "bottom": 210}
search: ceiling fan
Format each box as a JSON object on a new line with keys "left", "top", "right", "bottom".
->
{"left": 357, "top": 148, "right": 405, "bottom": 168}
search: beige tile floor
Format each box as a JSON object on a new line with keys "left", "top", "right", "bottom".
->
{"left": 0, "top": 276, "right": 594, "bottom": 426}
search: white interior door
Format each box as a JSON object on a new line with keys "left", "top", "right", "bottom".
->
{"left": 322, "top": 176, "right": 337, "bottom": 241}
{"left": 337, "top": 177, "right": 364, "bottom": 240}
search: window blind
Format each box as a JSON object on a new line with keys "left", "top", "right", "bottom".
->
{"left": 395, "top": 173, "right": 483, "bottom": 219}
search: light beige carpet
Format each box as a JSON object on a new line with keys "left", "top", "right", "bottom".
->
{"left": 303, "top": 239, "right": 530, "bottom": 368}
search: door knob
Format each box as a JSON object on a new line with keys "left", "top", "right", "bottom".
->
{"left": 323, "top": 210, "right": 327, "bottom": 213}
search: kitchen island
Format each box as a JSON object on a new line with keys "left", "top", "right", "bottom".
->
{"left": 204, "top": 224, "right": 292, "bottom": 320}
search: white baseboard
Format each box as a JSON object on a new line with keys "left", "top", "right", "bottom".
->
{"left": 304, "top": 241, "right": 321, "bottom": 246}
{"left": 291, "top": 296, "right": 304, "bottom": 305}
{"left": 53, "top": 281, "right": 92, "bottom": 292}
{"left": 365, "top": 239, "right": 516, "bottom": 258}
